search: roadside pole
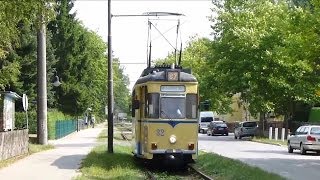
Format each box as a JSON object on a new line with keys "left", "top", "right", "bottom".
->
{"left": 269, "top": 127, "right": 273, "bottom": 140}
{"left": 107, "top": 0, "right": 114, "bottom": 153}
{"left": 22, "top": 94, "right": 29, "bottom": 129}
{"left": 281, "top": 128, "right": 285, "bottom": 141}
{"left": 37, "top": 14, "right": 48, "bottom": 145}
{"left": 275, "top": 128, "right": 278, "bottom": 141}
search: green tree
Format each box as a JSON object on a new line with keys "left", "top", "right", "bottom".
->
{"left": 0, "top": 0, "right": 55, "bottom": 56}
{"left": 155, "top": 37, "right": 232, "bottom": 113}
{"left": 113, "top": 59, "right": 130, "bottom": 113}
{"left": 50, "top": 20, "right": 108, "bottom": 115}
{"left": 0, "top": 1, "right": 41, "bottom": 89}
{"left": 3, "top": 21, "right": 57, "bottom": 110}
{"left": 0, "top": 0, "right": 131, "bottom": 120}
{"left": 209, "top": 0, "right": 320, "bottom": 124}
{"left": 49, "top": 0, "right": 117, "bottom": 117}
{"left": 0, "top": 1, "right": 56, "bottom": 107}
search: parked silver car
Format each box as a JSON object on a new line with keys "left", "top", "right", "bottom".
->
{"left": 234, "top": 121, "right": 258, "bottom": 139}
{"left": 287, "top": 125, "right": 320, "bottom": 155}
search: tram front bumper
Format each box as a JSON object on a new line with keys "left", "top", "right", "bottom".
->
{"left": 150, "top": 149, "right": 196, "bottom": 154}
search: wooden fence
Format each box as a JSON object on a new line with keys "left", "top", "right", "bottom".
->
{"left": 0, "top": 129, "right": 28, "bottom": 161}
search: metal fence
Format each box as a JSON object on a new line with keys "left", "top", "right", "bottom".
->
{"left": 55, "top": 120, "right": 77, "bottom": 139}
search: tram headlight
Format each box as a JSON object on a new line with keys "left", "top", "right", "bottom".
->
{"left": 151, "top": 143, "right": 157, "bottom": 150}
{"left": 188, "top": 143, "right": 195, "bottom": 150}
{"left": 169, "top": 135, "right": 177, "bottom": 144}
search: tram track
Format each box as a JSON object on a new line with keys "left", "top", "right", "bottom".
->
{"left": 120, "top": 127, "right": 212, "bottom": 179}
{"left": 187, "top": 164, "right": 213, "bottom": 180}
{"left": 145, "top": 169, "right": 157, "bottom": 180}
{"left": 143, "top": 163, "right": 213, "bottom": 180}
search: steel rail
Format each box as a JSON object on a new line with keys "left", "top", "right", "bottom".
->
{"left": 188, "top": 164, "right": 214, "bottom": 180}
{"left": 146, "top": 170, "right": 157, "bottom": 180}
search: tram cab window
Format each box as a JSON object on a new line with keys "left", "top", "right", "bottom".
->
{"left": 160, "top": 95, "right": 186, "bottom": 119}
{"left": 147, "top": 93, "right": 159, "bottom": 118}
{"left": 186, "top": 94, "right": 197, "bottom": 119}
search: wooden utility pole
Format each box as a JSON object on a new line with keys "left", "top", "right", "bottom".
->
{"left": 37, "top": 14, "right": 48, "bottom": 145}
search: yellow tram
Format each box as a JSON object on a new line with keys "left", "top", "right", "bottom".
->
{"left": 131, "top": 64, "right": 199, "bottom": 164}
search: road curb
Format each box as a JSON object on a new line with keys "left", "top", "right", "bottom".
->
{"left": 250, "top": 140, "right": 285, "bottom": 147}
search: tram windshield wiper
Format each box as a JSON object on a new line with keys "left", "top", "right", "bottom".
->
{"left": 161, "top": 110, "right": 173, "bottom": 121}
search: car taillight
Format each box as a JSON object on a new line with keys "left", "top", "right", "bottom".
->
{"left": 307, "top": 135, "right": 316, "bottom": 141}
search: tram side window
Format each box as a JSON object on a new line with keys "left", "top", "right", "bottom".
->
{"left": 186, "top": 94, "right": 197, "bottom": 119}
{"left": 147, "top": 93, "right": 159, "bottom": 118}
{"left": 131, "top": 90, "right": 136, "bottom": 117}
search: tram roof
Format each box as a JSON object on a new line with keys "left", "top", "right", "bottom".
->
{"left": 135, "top": 65, "right": 197, "bottom": 85}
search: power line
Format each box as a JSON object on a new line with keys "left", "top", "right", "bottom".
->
{"left": 118, "top": 62, "right": 146, "bottom": 65}
{"left": 113, "top": 12, "right": 185, "bottom": 18}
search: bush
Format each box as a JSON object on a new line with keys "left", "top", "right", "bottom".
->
{"left": 15, "top": 109, "right": 75, "bottom": 139}
{"left": 48, "top": 109, "right": 74, "bottom": 139}
{"left": 15, "top": 111, "right": 37, "bottom": 133}
{"left": 95, "top": 115, "right": 106, "bottom": 124}
{"left": 309, "top": 107, "right": 320, "bottom": 123}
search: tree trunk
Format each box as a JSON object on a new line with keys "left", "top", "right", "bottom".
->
{"left": 259, "top": 112, "right": 265, "bottom": 137}
{"left": 283, "top": 100, "right": 294, "bottom": 135}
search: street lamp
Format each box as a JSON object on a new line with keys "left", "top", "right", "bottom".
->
{"left": 52, "top": 69, "right": 62, "bottom": 87}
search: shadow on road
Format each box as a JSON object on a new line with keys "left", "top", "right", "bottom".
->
{"left": 198, "top": 133, "right": 265, "bottom": 143}
{"left": 242, "top": 149, "right": 320, "bottom": 156}
{"left": 198, "top": 133, "right": 249, "bottom": 142}
{"left": 54, "top": 142, "right": 97, "bottom": 148}
{"left": 51, "top": 154, "right": 85, "bottom": 169}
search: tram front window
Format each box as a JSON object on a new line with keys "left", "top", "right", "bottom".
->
{"left": 160, "top": 97, "right": 186, "bottom": 119}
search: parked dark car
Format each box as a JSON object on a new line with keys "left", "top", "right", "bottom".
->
{"left": 207, "top": 121, "right": 229, "bottom": 136}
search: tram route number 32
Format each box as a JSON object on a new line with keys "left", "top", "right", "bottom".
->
{"left": 156, "top": 129, "right": 165, "bottom": 136}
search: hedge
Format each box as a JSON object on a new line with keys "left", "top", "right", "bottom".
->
{"left": 15, "top": 109, "right": 74, "bottom": 139}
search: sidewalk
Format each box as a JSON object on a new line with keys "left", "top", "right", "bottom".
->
{"left": 0, "top": 126, "right": 105, "bottom": 180}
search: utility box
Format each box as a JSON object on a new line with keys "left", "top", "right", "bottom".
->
{"left": 0, "top": 91, "right": 21, "bottom": 131}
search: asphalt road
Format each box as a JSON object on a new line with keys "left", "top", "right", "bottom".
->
{"left": 198, "top": 133, "right": 320, "bottom": 180}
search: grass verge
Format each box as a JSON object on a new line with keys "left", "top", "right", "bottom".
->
{"left": 76, "top": 129, "right": 145, "bottom": 180}
{"left": 0, "top": 143, "right": 54, "bottom": 169}
{"left": 79, "top": 128, "right": 284, "bottom": 180}
{"left": 96, "top": 129, "right": 126, "bottom": 142}
{"left": 194, "top": 151, "right": 285, "bottom": 180}
{"left": 29, "top": 143, "right": 55, "bottom": 154}
{"left": 76, "top": 145, "right": 145, "bottom": 180}
{"left": 252, "top": 137, "right": 287, "bottom": 146}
